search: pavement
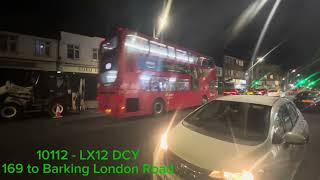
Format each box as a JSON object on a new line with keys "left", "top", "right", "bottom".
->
{"left": 0, "top": 108, "right": 319, "bottom": 180}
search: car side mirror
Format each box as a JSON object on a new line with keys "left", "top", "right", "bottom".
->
{"left": 283, "top": 132, "right": 307, "bottom": 145}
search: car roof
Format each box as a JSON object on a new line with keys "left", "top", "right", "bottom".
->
{"left": 216, "top": 95, "right": 280, "bottom": 106}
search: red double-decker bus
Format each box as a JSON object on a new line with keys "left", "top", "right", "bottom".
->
{"left": 97, "top": 28, "right": 218, "bottom": 118}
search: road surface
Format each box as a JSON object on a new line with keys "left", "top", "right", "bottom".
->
{"left": 0, "top": 109, "right": 319, "bottom": 180}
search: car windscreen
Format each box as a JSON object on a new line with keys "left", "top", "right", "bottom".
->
{"left": 99, "top": 36, "right": 119, "bottom": 85}
{"left": 183, "top": 100, "right": 271, "bottom": 145}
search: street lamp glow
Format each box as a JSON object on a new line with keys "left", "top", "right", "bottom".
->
{"left": 282, "top": 78, "right": 285, "bottom": 80}
{"left": 297, "top": 74, "right": 301, "bottom": 77}
{"left": 291, "top": 69, "right": 296, "bottom": 73}
{"left": 158, "top": 16, "right": 168, "bottom": 32}
{"left": 257, "top": 57, "right": 264, "bottom": 62}
{"left": 156, "top": 0, "right": 172, "bottom": 37}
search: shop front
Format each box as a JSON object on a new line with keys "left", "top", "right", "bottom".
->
{"left": 59, "top": 64, "right": 98, "bottom": 109}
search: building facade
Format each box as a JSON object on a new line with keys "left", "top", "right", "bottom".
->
{"left": 0, "top": 31, "right": 58, "bottom": 72}
{"left": 223, "top": 55, "right": 247, "bottom": 89}
{"left": 58, "top": 32, "right": 103, "bottom": 108}
{"left": 252, "top": 63, "right": 283, "bottom": 89}
{"left": 58, "top": 31, "right": 102, "bottom": 74}
{"left": 0, "top": 31, "right": 104, "bottom": 109}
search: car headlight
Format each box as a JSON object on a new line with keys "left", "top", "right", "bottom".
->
{"left": 160, "top": 133, "right": 168, "bottom": 151}
{"left": 209, "top": 170, "right": 254, "bottom": 180}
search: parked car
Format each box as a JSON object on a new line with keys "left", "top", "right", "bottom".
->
{"left": 286, "top": 89, "right": 300, "bottom": 97}
{"left": 246, "top": 88, "right": 254, "bottom": 95}
{"left": 154, "top": 95, "right": 309, "bottom": 180}
{"left": 223, "top": 82, "right": 237, "bottom": 96}
{"left": 268, "top": 89, "right": 280, "bottom": 97}
{"left": 254, "top": 88, "right": 267, "bottom": 95}
{"left": 236, "top": 88, "right": 246, "bottom": 95}
{"left": 223, "top": 88, "right": 237, "bottom": 96}
{"left": 294, "top": 91, "right": 320, "bottom": 112}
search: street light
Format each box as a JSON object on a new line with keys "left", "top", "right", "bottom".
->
{"left": 285, "top": 68, "right": 297, "bottom": 91}
{"left": 248, "top": 57, "right": 265, "bottom": 82}
{"left": 257, "top": 57, "right": 264, "bottom": 62}
{"left": 248, "top": 39, "right": 285, "bottom": 83}
{"left": 248, "top": 57, "right": 265, "bottom": 71}
{"left": 158, "top": 16, "right": 169, "bottom": 34}
{"left": 296, "top": 73, "right": 301, "bottom": 77}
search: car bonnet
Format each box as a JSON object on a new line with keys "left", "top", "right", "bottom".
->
{"left": 167, "top": 122, "right": 271, "bottom": 172}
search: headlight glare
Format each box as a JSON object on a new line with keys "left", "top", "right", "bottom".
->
{"left": 160, "top": 133, "right": 168, "bottom": 150}
{"left": 209, "top": 170, "right": 254, "bottom": 180}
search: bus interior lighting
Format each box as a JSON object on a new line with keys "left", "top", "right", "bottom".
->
{"left": 150, "top": 49, "right": 168, "bottom": 57}
{"left": 126, "top": 34, "right": 148, "bottom": 41}
{"left": 125, "top": 42, "right": 149, "bottom": 52}
{"left": 150, "top": 40, "right": 166, "bottom": 47}
{"left": 140, "top": 74, "right": 152, "bottom": 81}
{"left": 169, "top": 77, "right": 176, "bottom": 82}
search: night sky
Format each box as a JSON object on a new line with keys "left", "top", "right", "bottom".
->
{"left": 1, "top": 0, "right": 320, "bottom": 69}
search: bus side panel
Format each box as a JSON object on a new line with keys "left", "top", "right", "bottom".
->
{"left": 187, "top": 90, "right": 202, "bottom": 107}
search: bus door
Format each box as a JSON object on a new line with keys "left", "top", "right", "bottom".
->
{"left": 164, "top": 90, "right": 175, "bottom": 110}
{"left": 166, "top": 77, "right": 183, "bottom": 109}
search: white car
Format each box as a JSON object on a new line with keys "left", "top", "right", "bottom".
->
{"left": 153, "top": 95, "right": 309, "bottom": 180}
{"left": 268, "top": 89, "right": 280, "bottom": 97}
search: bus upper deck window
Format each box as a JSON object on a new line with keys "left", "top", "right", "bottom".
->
{"left": 125, "top": 34, "right": 149, "bottom": 53}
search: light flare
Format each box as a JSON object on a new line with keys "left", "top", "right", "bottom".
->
{"left": 153, "top": 110, "right": 179, "bottom": 163}
{"left": 157, "top": 0, "right": 173, "bottom": 36}
{"left": 228, "top": 0, "right": 268, "bottom": 42}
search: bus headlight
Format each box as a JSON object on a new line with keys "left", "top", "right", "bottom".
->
{"left": 160, "top": 133, "right": 168, "bottom": 151}
{"left": 209, "top": 170, "right": 254, "bottom": 180}
{"left": 105, "top": 108, "right": 112, "bottom": 113}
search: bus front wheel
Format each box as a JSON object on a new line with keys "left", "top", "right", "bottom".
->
{"left": 152, "top": 99, "right": 165, "bottom": 115}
